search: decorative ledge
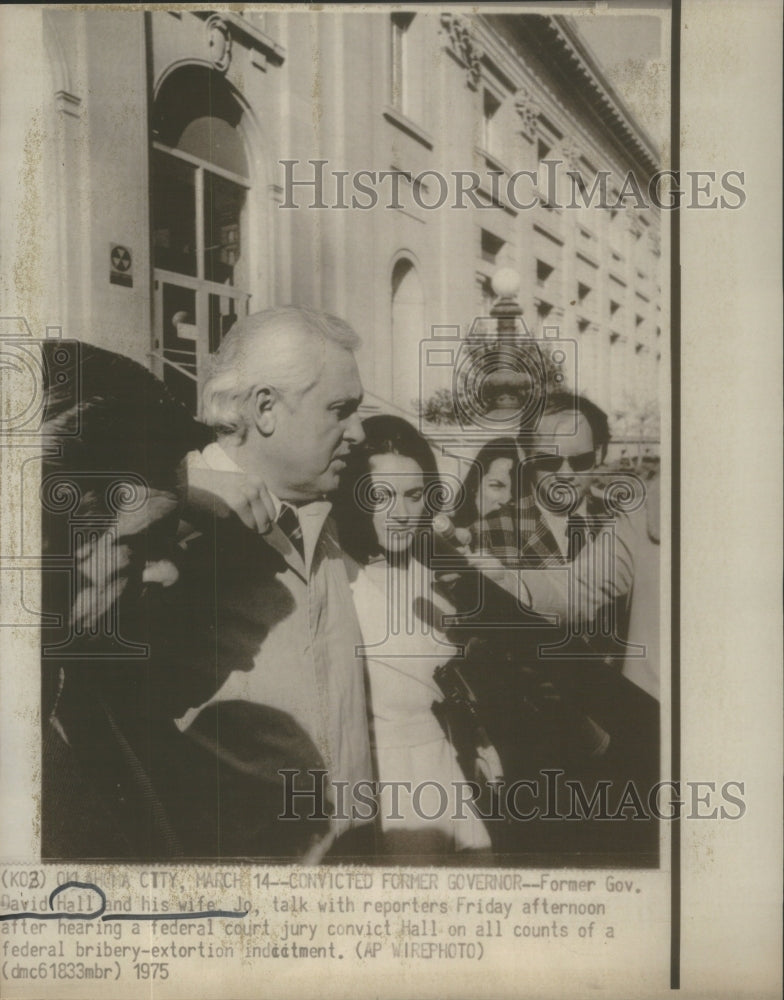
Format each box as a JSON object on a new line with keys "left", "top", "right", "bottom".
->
{"left": 55, "top": 90, "right": 81, "bottom": 119}
{"left": 576, "top": 251, "right": 600, "bottom": 270}
{"left": 474, "top": 145, "right": 513, "bottom": 177}
{"left": 440, "top": 12, "right": 482, "bottom": 91}
{"left": 382, "top": 107, "right": 434, "bottom": 150}
{"left": 193, "top": 10, "right": 285, "bottom": 67}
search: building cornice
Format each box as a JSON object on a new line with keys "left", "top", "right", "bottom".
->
{"left": 192, "top": 10, "right": 285, "bottom": 67}
{"left": 551, "top": 15, "right": 659, "bottom": 167}
{"left": 481, "top": 13, "right": 660, "bottom": 181}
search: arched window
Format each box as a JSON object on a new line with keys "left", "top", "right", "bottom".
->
{"left": 390, "top": 257, "right": 425, "bottom": 410}
{"left": 150, "top": 66, "right": 252, "bottom": 412}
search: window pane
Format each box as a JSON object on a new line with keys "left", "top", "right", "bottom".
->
{"left": 203, "top": 172, "right": 246, "bottom": 285}
{"left": 483, "top": 90, "right": 501, "bottom": 153}
{"left": 152, "top": 152, "right": 197, "bottom": 276}
{"left": 390, "top": 13, "right": 421, "bottom": 121}
{"left": 161, "top": 283, "right": 198, "bottom": 413}
{"left": 178, "top": 116, "right": 249, "bottom": 178}
{"left": 208, "top": 293, "right": 239, "bottom": 354}
{"left": 153, "top": 66, "right": 248, "bottom": 177}
{"left": 481, "top": 229, "right": 504, "bottom": 265}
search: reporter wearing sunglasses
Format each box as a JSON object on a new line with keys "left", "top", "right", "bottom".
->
{"left": 477, "top": 390, "right": 610, "bottom": 568}
{"left": 476, "top": 390, "right": 661, "bottom": 864}
{"left": 476, "top": 389, "right": 660, "bottom": 704}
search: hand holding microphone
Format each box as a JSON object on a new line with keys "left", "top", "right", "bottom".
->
{"left": 432, "top": 513, "right": 472, "bottom": 552}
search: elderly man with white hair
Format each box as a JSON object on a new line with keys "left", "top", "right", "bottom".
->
{"left": 177, "top": 305, "right": 373, "bottom": 860}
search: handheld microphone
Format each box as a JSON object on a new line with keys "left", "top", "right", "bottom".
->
{"left": 432, "top": 514, "right": 472, "bottom": 549}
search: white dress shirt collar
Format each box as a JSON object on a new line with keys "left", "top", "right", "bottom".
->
{"left": 194, "top": 441, "right": 332, "bottom": 572}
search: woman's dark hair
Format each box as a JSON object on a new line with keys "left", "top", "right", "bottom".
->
{"left": 334, "top": 414, "right": 441, "bottom": 564}
{"left": 452, "top": 437, "right": 521, "bottom": 529}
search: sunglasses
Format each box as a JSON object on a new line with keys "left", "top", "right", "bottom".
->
{"left": 528, "top": 450, "right": 596, "bottom": 474}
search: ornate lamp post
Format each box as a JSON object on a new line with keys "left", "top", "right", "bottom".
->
{"left": 489, "top": 267, "right": 524, "bottom": 337}
{"left": 466, "top": 268, "right": 546, "bottom": 431}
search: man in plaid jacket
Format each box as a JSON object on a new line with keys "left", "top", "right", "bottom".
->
{"left": 476, "top": 390, "right": 660, "bottom": 863}
{"left": 476, "top": 390, "right": 657, "bottom": 691}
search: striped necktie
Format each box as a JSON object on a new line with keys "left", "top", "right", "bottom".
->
{"left": 277, "top": 503, "right": 305, "bottom": 561}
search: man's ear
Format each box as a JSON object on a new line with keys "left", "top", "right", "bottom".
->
{"left": 251, "top": 385, "right": 277, "bottom": 436}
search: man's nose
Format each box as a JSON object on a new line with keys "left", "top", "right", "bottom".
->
{"left": 344, "top": 411, "right": 365, "bottom": 446}
{"left": 556, "top": 458, "right": 576, "bottom": 478}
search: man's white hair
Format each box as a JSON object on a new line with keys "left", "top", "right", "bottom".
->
{"left": 200, "top": 305, "right": 361, "bottom": 439}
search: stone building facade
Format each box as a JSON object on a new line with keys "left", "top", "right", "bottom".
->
{"left": 9, "top": 8, "right": 663, "bottom": 445}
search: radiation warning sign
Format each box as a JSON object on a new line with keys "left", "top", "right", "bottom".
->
{"left": 109, "top": 243, "right": 133, "bottom": 287}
